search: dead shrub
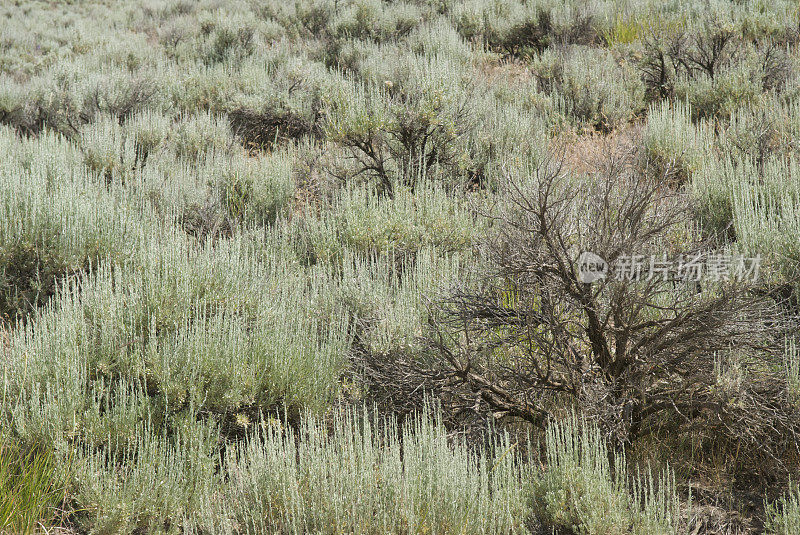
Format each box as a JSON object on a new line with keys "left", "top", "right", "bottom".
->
{"left": 415, "top": 144, "right": 799, "bottom": 484}
{"left": 228, "top": 105, "right": 322, "bottom": 152}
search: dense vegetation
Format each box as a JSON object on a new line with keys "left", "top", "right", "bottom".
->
{"left": 1, "top": 0, "right": 800, "bottom": 532}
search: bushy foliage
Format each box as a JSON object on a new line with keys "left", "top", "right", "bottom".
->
{"left": 322, "top": 56, "right": 475, "bottom": 193}
{"left": 529, "top": 415, "right": 679, "bottom": 535}
{"left": 0, "top": 128, "right": 144, "bottom": 321}
{"left": 692, "top": 152, "right": 800, "bottom": 285}
{"left": 767, "top": 484, "right": 800, "bottom": 535}
{"left": 532, "top": 45, "right": 645, "bottom": 131}
{"left": 309, "top": 180, "right": 480, "bottom": 259}
{"left": 221, "top": 406, "right": 529, "bottom": 534}
{"left": 171, "top": 111, "right": 237, "bottom": 160}
{"left": 641, "top": 99, "right": 711, "bottom": 184}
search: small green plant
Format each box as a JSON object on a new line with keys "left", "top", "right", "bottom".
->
{"left": 766, "top": 483, "right": 800, "bottom": 535}
{"left": 600, "top": 14, "right": 641, "bottom": 47}
{"left": 0, "top": 438, "right": 63, "bottom": 535}
{"left": 784, "top": 339, "right": 800, "bottom": 408}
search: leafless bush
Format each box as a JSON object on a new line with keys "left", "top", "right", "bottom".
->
{"left": 228, "top": 105, "right": 322, "bottom": 153}
{"left": 638, "top": 21, "right": 740, "bottom": 101}
{"left": 756, "top": 39, "right": 793, "bottom": 92}
{"left": 417, "top": 145, "right": 799, "bottom": 477}
{"left": 639, "top": 30, "right": 682, "bottom": 100}
{"left": 495, "top": 11, "right": 553, "bottom": 59}
{"left": 678, "top": 21, "right": 737, "bottom": 81}
{"left": 179, "top": 197, "right": 234, "bottom": 244}
{"left": 350, "top": 343, "right": 496, "bottom": 441}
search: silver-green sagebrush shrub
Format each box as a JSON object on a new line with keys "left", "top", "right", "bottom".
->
{"left": 465, "top": 102, "right": 552, "bottom": 189}
{"left": 73, "top": 418, "right": 220, "bottom": 534}
{"left": 288, "top": 176, "right": 480, "bottom": 268}
{"left": 227, "top": 53, "right": 328, "bottom": 150}
{"left": 786, "top": 338, "right": 800, "bottom": 408}
{"left": 4, "top": 0, "right": 800, "bottom": 532}
{"left": 322, "top": 79, "right": 395, "bottom": 191}
{"left": 766, "top": 484, "right": 800, "bottom": 535}
{"left": 167, "top": 63, "right": 238, "bottom": 114}
{"left": 250, "top": 0, "right": 334, "bottom": 41}
{"left": 323, "top": 53, "right": 476, "bottom": 192}
{"left": 532, "top": 45, "right": 644, "bottom": 132}
{"left": 336, "top": 247, "right": 466, "bottom": 355}
{"left": 0, "top": 66, "right": 87, "bottom": 136}
{"left": 690, "top": 154, "right": 739, "bottom": 240}
{"left": 529, "top": 415, "right": 680, "bottom": 535}
{"left": 205, "top": 148, "right": 296, "bottom": 226}
{"left": 0, "top": 78, "right": 31, "bottom": 132}
{"left": 642, "top": 100, "right": 712, "bottom": 184}
{"left": 197, "top": 11, "right": 257, "bottom": 66}
{"left": 124, "top": 108, "right": 175, "bottom": 163}
{"left": 5, "top": 233, "right": 350, "bottom": 457}
{"left": 78, "top": 113, "right": 137, "bottom": 179}
{"left": 730, "top": 156, "right": 800, "bottom": 282}
{"left": 79, "top": 70, "right": 161, "bottom": 124}
{"left": 693, "top": 150, "right": 800, "bottom": 282}
{"left": 451, "top": 0, "right": 539, "bottom": 51}
{"left": 333, "top": 180, "right": 480, "bottom": 256}
{"left": 717, "top": 96, "right": 800, "bottom": 167}
{"left": 332, "top": 0, "right": 423, "bottom": 42}
{"left": 222, "top": 406, "right": 530, "bottom": 534}
{"left": 130, "top": 150, "right": 213, "bottom": 235}
{"left": 0, "top": 127, "right": 144, "bottom": 320}
{"left": 170, "top": 110, "right": 237, "bottom": 160}
{"left": 407, "top": 17, "right": 473, "bottom": 61}
{"left": 674, "top": 63, "right": 761, "bottom": 121}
